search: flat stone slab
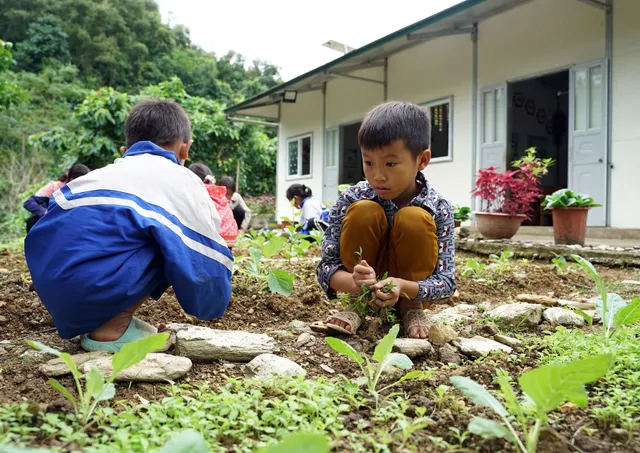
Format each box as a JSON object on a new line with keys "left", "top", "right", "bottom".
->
{"left": 392, "top": 339, "right": 435, "bottom": 358}
{"left": 487, "top": 303, "right": 543, "bottom": 328}
{"left": 40, "top": 352, "right": 111, "bottom": 377}
{"left": 459, "top": 336, "right": 513, "bottom": 358}
{"left": 166, "top": 323, "right": 277, "bottom": 362}
{"left": 244, "top": 354, "right": 305, "bottom": 378}
{"left": 79, "top": 353, "right": 192, "bottom": 382}
{"left": 516, "top": 294, "right": 557, "bottom": 306}
{"left": 430, "top": 304, "right": 479, "bottom": 325}
{"left": 456, "top": 238, "right": 640, "bottom": 268}
{"left": 557, "top": 299, "right": 596, "bottom": 310}
{"left": 621, "top": 280, "right": 640, "bottom": 286}
{"left": 543, "top": 307, "right": 585, "bottom": 327}
{"left": 494, "top": 334, "right": 523, "bottom": 349}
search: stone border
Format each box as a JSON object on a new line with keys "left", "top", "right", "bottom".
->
{"left": 455, "top": 237, "right": 640, "bottom": 268}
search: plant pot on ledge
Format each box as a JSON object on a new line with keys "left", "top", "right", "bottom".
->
{"left": 474, "top": 212, "right": 526, "bottom": 240}
{"left": 551, "top": 208, "right": 589, "bottom": 246}
{"left": 543, "top": 189, "right": 600, "bottom": 246}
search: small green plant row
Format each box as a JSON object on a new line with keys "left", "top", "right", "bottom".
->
{"left": 462, "top": 250, "right": 513, "bottom": 279}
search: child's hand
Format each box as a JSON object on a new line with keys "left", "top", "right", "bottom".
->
{"left": 370, "top": 277, "right": 402, "bottom": 308}
{"left": 352, "top": 260, "right": 375, "bottom": 287}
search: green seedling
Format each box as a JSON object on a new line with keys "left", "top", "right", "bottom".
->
{"left": 572, "top": 255, "right": 640, "bottom": 338}
{"left": 462, "top": 258, "right": 488, "bottom": 279}
{"left": 550, "top": 253, "right": 568, "bottom": 275}
{"left": 326, "top": 324, "right": 432, "bottom": 406}
{"left": 451, "top": 354, "right": 613, "bottom": 453}
{"left": 26, "top": 333, "right": 169, "bottom": 424}
{"left": 236, "top": 236, "right": 295, "bottom": 296}
{"left": 489, "top": 250, "right": 514, "bottom": 262}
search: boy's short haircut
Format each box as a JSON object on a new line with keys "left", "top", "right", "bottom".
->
{"left": 125, "top": 99, "right": 191, "bottom": 148}
{"left": 358, "top": 101, "right": 431, "bottom": 158}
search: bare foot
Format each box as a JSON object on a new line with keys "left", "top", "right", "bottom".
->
{"left": 398, "top": 299, "right": 430, "bottom": 339}
{"left": 327, "top": 315, "right": 352, "bottom": 332}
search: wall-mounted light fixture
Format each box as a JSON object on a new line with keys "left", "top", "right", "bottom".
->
{"left": 282, "top": 90, "right": 298, "bottom": 103}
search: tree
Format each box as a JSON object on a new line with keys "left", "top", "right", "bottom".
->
{"left": 14, "top": 14, "right": 71, "bottom": 72}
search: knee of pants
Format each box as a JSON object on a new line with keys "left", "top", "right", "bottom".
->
{"left": 392, "top": 206, "right": 437, "bottom": 239}
{"left": 344, "top": 200, "right": 386, "bottom": 226}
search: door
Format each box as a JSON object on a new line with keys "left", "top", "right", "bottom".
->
{"left": 323, "top": 128, "right": 340, "bottom": 203}
{"left": 569, "top": 61, "right": 606, "bottom": 226}
{"left": 479, "top": 85, "right": 508, "bottom": 171}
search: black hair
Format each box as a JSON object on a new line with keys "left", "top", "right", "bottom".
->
{"left": 358, "top": 101, "right": 431, "bottom": 158}
{"left": 286, "top": 184, "right": 312, "bottom": 201}
{"left": 125, "top": 99, "right": 191, "bottom": 148}
{"left": 59, "top": 163, "right": 90, "bottom": 183}
{"left": 219, "top": 176, "right": 236, "bottom": 194}
{"left": 189, "top": 162, "right": 213, "bottom": 182}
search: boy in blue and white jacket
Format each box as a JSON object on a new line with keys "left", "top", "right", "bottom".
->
{"left": 25, "top": 99, "right": 233, "bottom": 351}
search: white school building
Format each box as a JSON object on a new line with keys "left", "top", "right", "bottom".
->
{"left": 226, "top": 0, "right": 640, "bottom": 229}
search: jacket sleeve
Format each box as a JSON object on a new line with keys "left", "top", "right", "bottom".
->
{"left": 150, "top": 180, "right": 233, "bottom": 320}
{"left": 23, "top": 195, "right": 49, "bottom": 218}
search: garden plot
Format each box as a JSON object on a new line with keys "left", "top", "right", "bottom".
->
{"left": 0, "top": 244, "right": 639, "bottom": 453}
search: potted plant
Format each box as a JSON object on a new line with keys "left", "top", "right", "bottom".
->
{"left": 453, "top": 205, "right": 471, "bottom": 228}
{"left": 472, "top": 148, "right": 554, "bottom": 240}
{"left": 542, "top": 189, "right": 600, "bottom": 246}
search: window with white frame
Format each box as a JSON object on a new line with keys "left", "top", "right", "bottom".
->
{"left": 423, "top": 98, "right": 452, "bottom": 162}
{"left": 287, "top": 134, "right": 312, "bottom": 178}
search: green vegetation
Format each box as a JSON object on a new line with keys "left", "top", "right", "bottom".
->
{"left": 0, "top": 0, "right": 281, "bottom": 237}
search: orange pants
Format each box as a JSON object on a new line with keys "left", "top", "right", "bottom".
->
{"left": 340, "top": 200, "right": 438, "bottom": 307}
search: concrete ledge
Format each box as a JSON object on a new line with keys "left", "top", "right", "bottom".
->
{"left": 456, "top": 238, "right": 640, "bottom": 268}
{"left": 460, "top": 225, "right": 640, "bottom": 241}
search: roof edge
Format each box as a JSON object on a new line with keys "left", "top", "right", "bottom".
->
{"left": 224, "top": 0, "right": 486, "bottom": 114}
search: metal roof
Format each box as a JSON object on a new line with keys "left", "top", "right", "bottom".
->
{"left": 225, "top": 0, "right": 533, "bottom": 120}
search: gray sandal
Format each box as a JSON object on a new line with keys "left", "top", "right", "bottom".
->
{"left": 325, "top": 310, "right": 362, "bottom": 336}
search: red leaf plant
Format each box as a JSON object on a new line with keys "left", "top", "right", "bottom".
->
{"left": 472, "top": 148, "right": 553, "bottom": 220}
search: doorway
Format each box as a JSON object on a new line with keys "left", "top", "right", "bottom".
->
{"left": 323, "top": 121, "right": 364, "bottom": 202}
{"left": 508, "top": 71, "right": 569, "bottom": 226}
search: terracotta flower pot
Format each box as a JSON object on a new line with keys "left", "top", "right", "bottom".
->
{"left": 454, "top": 220, "right": 461, "bottom": 228}
{"left": 474, "top": 212, "right": 526, "bottom": 240}
{"left": 551, "top": 207, "right": 590, "bottom": 246}
{"left": 281, "top": 220, "right": 292, "bottom": 230}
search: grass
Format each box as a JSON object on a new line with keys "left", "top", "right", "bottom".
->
{"left": 539, "top": 325, "right": 640, "bottom": 431}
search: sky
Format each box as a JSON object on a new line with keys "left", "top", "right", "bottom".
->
{"left": 156, "top": 0, "right": 465, "bottom": 81}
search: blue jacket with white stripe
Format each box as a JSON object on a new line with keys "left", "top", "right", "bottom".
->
{"left": 25, "top": 141, "right": 233, "bottom": 339}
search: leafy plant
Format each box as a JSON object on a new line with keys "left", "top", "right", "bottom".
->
{"left": 489, "top": 250, "right": 514, "bottom": 262}
{"left": 462, "top": 258, "right": 489, "bottom": 279}
{"left": 236, "top": 236, "right": 295, "bottom": 296}
{"left": 451, "top": 354, "right": 613, "bottom": 453}
{"left": 453, "top": 205, "right": 471, "bottom": 222}
{"left": 550, "top": 253, "right": 568, "bottom": 275}
{"left": 26, "top": 333, "right": 169, "bottom": 424}
{"left": 572, "top": 255, "right": 640, "bottom": 337}
{"left": 326, "top": 325, "right": 431, "bottom": 403}
{"left": 473, "top": 148, "right": 553, "bottom": 219}
{"left": 542, "top": 188, "right": 601, "bottom": 209}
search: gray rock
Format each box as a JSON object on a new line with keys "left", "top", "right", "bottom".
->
{"left": 543, "top": 307, "right": 585, "bottom": 327}
{"left": 167, "top": 323, "right": 277, "bottom": 362}
{"left": 0, "top": 347, "right": 7, "bottom": 355}
{"left": 288, "top": 320, "right": 308, "bottom": 331}
{"left": 20, "top": 350, "right": 49, "bottom": 361}
{"left": 431, "top": 304, "right": 478, "bottom": 325}
{"left": 244, "top": 354, "right": 305, "bottom": 378}
{"left": 79, "top": 353, "right": 192, "bottom": 382}
{"left": 320, "top": 364, "right": 335, "bottom": 374}
{"left": 0, "top": 315, "right": 7, "bottom": 325}
{"left": 610, "top": 428, "right": 629, "bottom": 443}
{"left": 487, "top": 303, "right": 543, "bottom": 328}
{"left": 494, "top": 334, "right": 523, "bottom": 349}
{"left": 483, "top": 322, "right": 499, "bottom": 336}
{"left": 438, "top": 344, "right": 462, "bottom": 365}
{"left": 459, "top": 336, "right": 513, "bottom": 358}
{"left": 40, "top": 352, "right": 111, "bottom": 377}
{"left": 296, "top": 332, "right": 315, "bottom": 347}
{"left": 557, "top": 299, "right": 596, "bottom": 310}
{"left": 392, "top": 339, "right": 435, "bottom": 358}
{"left": 516, "top": 294, "right": 557, "bottom": 307}
{"left": 428, "top": 323, "right": 458, "bottom": 346}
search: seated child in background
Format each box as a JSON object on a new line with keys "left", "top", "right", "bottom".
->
{"left": 25, "top": 99, "right": 233, "bottom": 351}
{"left": 219, "top": 176, "right": 252, "bottom": 233}
{"left": 23, "top": 164, "right": 90, "bottom": 233}
{"left": 286, "top": 183, "right": 329, "bottom": 235}
{"left": 316, "top": 101, "right": 456, "bottom": 339}
{"left": 189, "top": 163, "right": 239, "bottom": 249}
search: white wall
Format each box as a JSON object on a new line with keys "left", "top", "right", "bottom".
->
{"left": 478, "top": 0, "right": 605, "bottom": 87}
{"left": 277, "top": 91, "right": 323, "bottom": 220}
{"left": 326, "top": 67, "right": 385, "bottom": 128}
{"left": 610, "top": 0, "right": 640, "bottom": 228}
{"left": 388, "top": 33, "right": 473, "bottom": 209}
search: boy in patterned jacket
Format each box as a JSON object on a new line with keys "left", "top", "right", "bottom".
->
{"left": 317, "top": 101, "right": 456, "bottom": 339}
